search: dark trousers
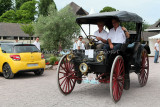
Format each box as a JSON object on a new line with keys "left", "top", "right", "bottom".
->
{"left": 154, "top": 51, "right": 159, "bottom": 63}
{"left": 103, "top": 43, "right": 122, "bottom": 51}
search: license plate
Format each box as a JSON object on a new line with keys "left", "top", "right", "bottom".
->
{"left": 27, "top": 64, "right": 38, "bottom": 67}
{"left": 85, "top": 49, "right": 94, "bottom": 58}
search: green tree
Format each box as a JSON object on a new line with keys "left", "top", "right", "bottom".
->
{"left": 21, "top": 23, "right": 35, "bottom": 43}
{"left": 121, "top": 22, "right": 136, "bottom": 31}
{"left": 15, "top": 0, "right": 32, "bottom": 10}
{"left": 100, "top": 6, "right": 116, "bottom": 13}
{"left": 0, "top": 0, "right": 37, "bottom": 23}
{"left": 39, "top": 0, "right": 57, "bottom": 16}
{"left": 34, "top": 4, "right": 80, "bottom": 51}
{"left": 20, "top": 0, "right": 37, "bottom": 21}
{"left": 0, "top": 10, "right": 16, "bottom": 23}
{"left": 0, "top": 0, "right": 13, "bottom": 16}
{"left": 142, "top": 22, "right": 150, "bottom": 31}
{"left": 16, "top": 10, "right": 33, "bottom": 23}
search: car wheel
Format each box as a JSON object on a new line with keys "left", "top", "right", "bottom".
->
{"left": 34, "top": 69, "right": 44, "bottom": 76}
{"left": 3, "top": 63, "right": 14, "bottom": 79}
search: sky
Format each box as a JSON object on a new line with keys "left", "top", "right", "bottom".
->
{"left": 54, "top": 0, "right": 160, "bottom": 25}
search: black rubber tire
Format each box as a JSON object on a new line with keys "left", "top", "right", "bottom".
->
{"left": 34, "top": 69, "right": 44, "bottom": 76}
{"left": 3, "top": 63, "right": 14, "bottom": 79}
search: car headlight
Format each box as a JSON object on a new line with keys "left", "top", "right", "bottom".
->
{"left": 67, "top": 53, "right": 74, "bottom": 61}
{"left": 96, "top": 51, "right": 105, "bottom": 62}
{"left": 79, "top": 63, "right": 88, "bottom": 75}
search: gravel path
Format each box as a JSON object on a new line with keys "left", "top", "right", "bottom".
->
{"left": 0, "top": 57, "right": 160, "bottom": 107}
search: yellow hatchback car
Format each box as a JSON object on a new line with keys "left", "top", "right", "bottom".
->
{"left": 0, "top": 43, "right": 45, "bottom": 79}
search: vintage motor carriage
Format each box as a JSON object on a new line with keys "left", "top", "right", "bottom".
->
{"left": 57, "top": 11, "right": 150, "bottom": 102}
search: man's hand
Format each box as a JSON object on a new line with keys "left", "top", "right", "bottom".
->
{"left": 122, "top": 27, "right": 127, "bottom": 32}
{"left": 96, "top": 37, "right": 102, "bottom": 41}
{"left": 109, "top": 44, "right": 114, "bottom": 49}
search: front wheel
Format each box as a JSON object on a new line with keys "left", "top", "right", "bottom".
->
{"left": 57, "top": 55, "right": 76, "bottom": 95}
{"left": 138, "top": 49, "right": 149, "bottom": 87}
{"left": 3, "top": 63, "right": 14, "bottom": 79}
{"left": 110, "top": 55, "right": 125, "bottom": 103}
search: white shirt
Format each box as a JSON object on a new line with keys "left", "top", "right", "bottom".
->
{"left": 73, "top": 42, "right": 77, "bottom": 50}
{"left": 94, "top": 29, "right": 108, "bottom": 44}
{"left": 33, "top": 41, "right": 40, "bottom": 50}
{"left": 82, "top": 43, "right": 85, "bottom": 49}
{"left": 108, "top": 26, "right": 126, "bottom": 44}
{"left": 77, "top": 40, "right": 83, "bottom": 49}
{"left": 155, "top": 43, "right": 159, "bottom": 51}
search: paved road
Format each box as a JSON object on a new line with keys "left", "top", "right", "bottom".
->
{"left": 0, "top": 57, "right": 160, "bottom": 107}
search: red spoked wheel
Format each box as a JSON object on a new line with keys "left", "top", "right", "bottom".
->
{"left": 110, "top": 55, "right": 125, "bottom": 103}
{"left": 138, "top": 49, "right": 149, "bottom": 87}
{"left": 57, "top": 55, "right": 76, "bottom": 95}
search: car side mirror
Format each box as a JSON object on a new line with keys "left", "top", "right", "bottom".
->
{"left": 0, "top": 48, "right": 2, "bottom": 53}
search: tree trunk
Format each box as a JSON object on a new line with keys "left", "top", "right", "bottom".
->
{"left": 30, "top": 35, "right": 31, "bottom": 44}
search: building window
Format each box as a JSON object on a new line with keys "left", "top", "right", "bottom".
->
{"left": 14, "top": 37, "right": 18, "bottom": 40}
{"left": 3, "top": 36, "right": 14, "bottom": 40}
{"left": 19, "top": 37, "right": 25, "bottom": 40}
{"left": 19, "top": 37, "right": 31, "bottom": 40}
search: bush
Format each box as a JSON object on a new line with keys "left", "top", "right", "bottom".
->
{"left": 49, "top": 56, "right": 58, "bottom": 65}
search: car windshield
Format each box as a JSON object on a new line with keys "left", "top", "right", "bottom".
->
{"left": 1, "top": 45, "right": 13, "bottom": 53}
{"left": 1, "top": 44, "right": 40, "bottom": 53}
{"left": 14, "top": 45, "right": 40, "bottom": 53}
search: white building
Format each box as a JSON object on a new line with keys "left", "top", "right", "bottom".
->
{"left": 0, "top": 23, "right": 36, "bottom": 43}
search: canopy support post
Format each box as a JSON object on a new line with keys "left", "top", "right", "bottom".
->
{"left": 89, "top": 24, "right": 90, "bottom": 35}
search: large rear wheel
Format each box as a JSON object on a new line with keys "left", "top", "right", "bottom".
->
{"left": 138, "top": 49, "right": 149, "bottom": 87}
{"left": 110, "top": 55, "right": 125, "bottom": 103}
{"left": 57, "top": 55, "right": 76, "bottom": 95}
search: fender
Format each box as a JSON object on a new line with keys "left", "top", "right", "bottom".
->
{"left": 133, "top": 44, "right": 143, "bottom": 72}
{"left": 141, "top": 44, "right": 151, "bottom": 54}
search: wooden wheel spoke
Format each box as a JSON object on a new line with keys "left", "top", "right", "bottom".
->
{"left": 59, "top": 71, "right": 65, "bottom": 74}
{"left": 60, "top": 78, "right": 67, "bottom": 86}
{"left": 62, "top": 79, "right": 67, "bottom": 91}
{"left": 65, "top": 79, "right": 68, "bottom": 93}
{"left": 59, "top": 76, "right": 66, "bottom": 80}
{"left": 60, "top": 65, "right": 67, "bottom": 72}
{"left": 69, "top": 79, "right": 73, "bottom": 90}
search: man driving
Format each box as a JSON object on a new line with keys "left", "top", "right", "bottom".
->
{"left": 94, "top": 21, "right": 108, "bottom": 49}
{"left": 86, "top": 22, "right": 108, "bottom": 49}
{"left": 104, "top": 18, "right": 130, "bottom": 51}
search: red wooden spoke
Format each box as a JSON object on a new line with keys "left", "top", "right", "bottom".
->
{"left": 62, "top": 80, "right": 67, "bottom": 91}
{"left": 59, "top": 76, "right": 66, "bottom": 80}
{"left": 60, "top": 78, "right": 67, "bottom": 86}
{"left": 59, "top": 71, "right": 65, "bottom": 74}
{"left": 60, "top": 65, "right": 67, "bottom": 72}
{"left": 64, "top": 79, "right": 68, "bottom": 93}
{"left": 69, "top": 79, "right": 73, "bottom": 90}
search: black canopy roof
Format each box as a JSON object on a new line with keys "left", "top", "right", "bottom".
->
{"left": 76, "top": 11, "right": 143, "bottom": 24}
